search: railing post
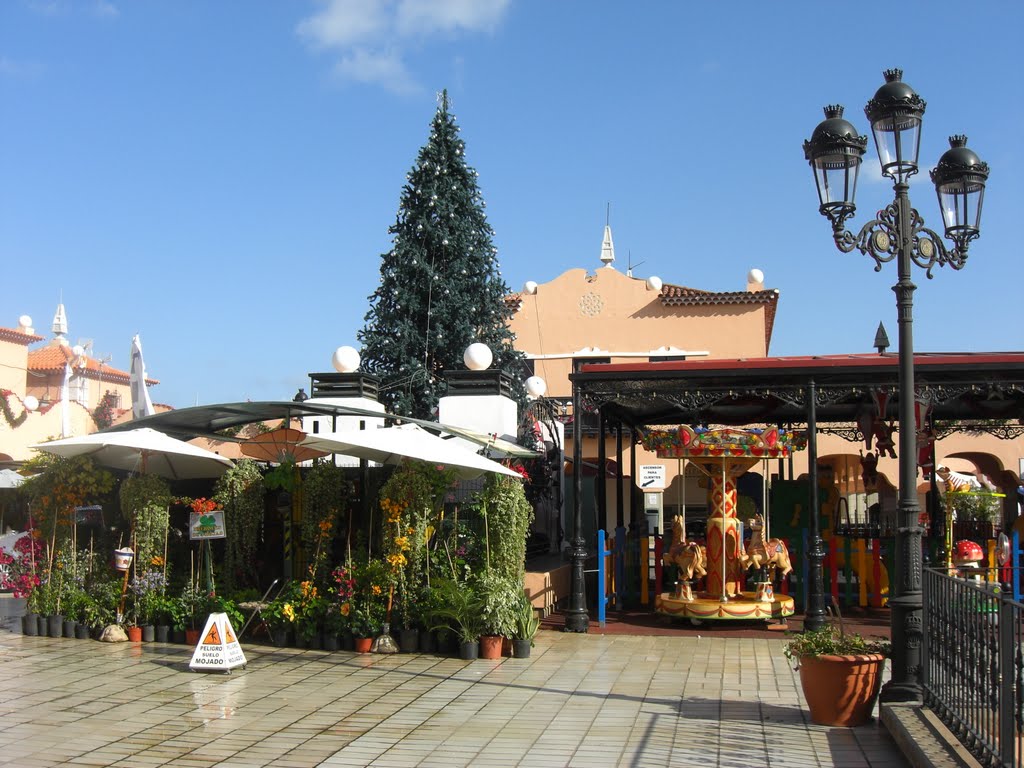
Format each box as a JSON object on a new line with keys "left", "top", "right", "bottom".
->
{"left": 998, "top": 583, "right": 1014, "bottom": 766}
{"left": 597, "top": 529, "right": 607, "bottom": 627}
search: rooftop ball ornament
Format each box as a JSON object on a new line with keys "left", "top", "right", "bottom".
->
{"left": 525, "top": 376, "right": 547, "bottom": 399}
{"left": 464, "top": 342, "right": 493, "bottom": 371}
{"left": 332, "top": 346, "right": 361, "bottom": 373}
{"left": 523, "top": 280, "right": 538, "bottom": 295}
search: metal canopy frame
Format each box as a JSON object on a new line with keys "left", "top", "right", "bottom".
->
{"left": 571, "top": 352, "right": 1024, "bottom": 435}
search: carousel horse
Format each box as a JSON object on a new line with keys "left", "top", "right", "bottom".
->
{"left": 664, "top": 515, "right": 707, "bottom": 581}
{"left": 745, "top": 513, "right": 792, "bottom": 579}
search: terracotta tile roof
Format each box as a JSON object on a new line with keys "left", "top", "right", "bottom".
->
{"left": 0, "top": 326, "right": 44, "bottom": 345}
{"left": 27, "top": 344, "right": 158, "bottom": 386}
{"left": 659, "top": 284, "right": 780, "bottom": 352}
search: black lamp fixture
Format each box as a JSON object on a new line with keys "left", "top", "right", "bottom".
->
{"left": 804, "top": 69, "right": 989, "bottom": 705}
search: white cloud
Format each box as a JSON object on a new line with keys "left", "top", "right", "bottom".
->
{"left": 395, "top": 0, "right": 511, "bottom": 37}
{"left": 296, "top": 0, "right": 511, "bottom": 93}
{"left": 297, "top": 0, "right": 391, "bottom": 49}
{"left": 93, "top": 1, "right": 119, "bottom": 18}
{"left": 335, "top": 47, "right": 417, "bottom": 94}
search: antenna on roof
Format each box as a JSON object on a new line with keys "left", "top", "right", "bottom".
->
{"left": 626, "top": 250, "right": 645, "bottom": 278}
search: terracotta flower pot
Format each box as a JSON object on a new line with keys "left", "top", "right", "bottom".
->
{"left": 479, "top": 634, "right": 503, "bottom": 660}
{"left": 798, "top": 654, "right": 886, "bottom": 727}
{"left": 185, "top": 628, "right": 201, "bottom": 646}
{"left": 354, "top": 636, "right": 373, "bottom": 653}
{"left": 127, "top": 626, "right": 143, "bottom": 643}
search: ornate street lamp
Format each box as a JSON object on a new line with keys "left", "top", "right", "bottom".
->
{"left": 804, "top": 69, "right": 989, "bottom": 704}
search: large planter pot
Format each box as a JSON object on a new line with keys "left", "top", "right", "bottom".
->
{"left": 63, "top": 619, "right": 77, "bottom": 638}
{"left": 323, "top": 633, "right": 340, "bottom": 652}
{"left": 418, "top": 629, "right": 436, "bottom": 654}
{"left": 270, "top": 627, "right": 289, "bottom": 647}
{"left": 353, "top": 636, "right": 373, "bottom": 654}
{"left": 399, "top": 628, "right": 419, "bottom": 653}
{"left": 127, "top": 626, "right": 143, "bottom": 643}
{"left": 75, "top": 624, "right": 91, "bottom": 640}
{"left": 172, "top": 628, "right": 186, "bottom": 644}
{"left": 22, "top": 613, "right": 39, "bottom": 636}
{"left": 185, "top": 628, "right": 201, "bottom": 646}
{"left": 155, "top": 625, "right": 170, "bottom": 643}
{"left": 479, "top": 634, "right": 503, "bottom": 660}
{"left": 47, "top": 614, "right": 64, "bottom": 638}
{"left": 798, "top": 654, "right": 886, "bottom": 727}
{"left": 36, "top": 615, "right": 48, "bottom": 636}
{"left": 458, "top": 640, "right": 479, "bottom": 661}
{"left": 141, "top": 625, "right": 155, "bottom": 642}
{"left": 512, "top": 638, "right": 532, "bottom": 659}
{"left": 340, "top": 631, "right": 354, "bottom": 652}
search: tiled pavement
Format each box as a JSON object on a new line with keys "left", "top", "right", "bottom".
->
{"left": 0, "top": 629, "right": 906, "bottom": 767}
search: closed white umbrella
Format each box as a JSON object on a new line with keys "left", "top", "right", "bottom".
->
{"left": 30, "top": 427, "right": 233, "bottom": 480}
{"left": 301, "top": 424, "right": 521, "bottom": 480}
{"left": 0, "top": 469, "right": 24, "bottom": 489}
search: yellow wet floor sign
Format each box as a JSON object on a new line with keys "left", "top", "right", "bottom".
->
{"left": 189, "top": 612, "right": 246, "bottom": 672}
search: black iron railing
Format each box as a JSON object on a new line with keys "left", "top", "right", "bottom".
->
{"left": 923, "top": 567, "right": 1023, "bottom": 767}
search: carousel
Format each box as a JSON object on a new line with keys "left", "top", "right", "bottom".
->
{"left": 643, "top": 426, "right": 806, "bottom": 624}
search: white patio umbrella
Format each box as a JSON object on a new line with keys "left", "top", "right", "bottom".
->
{"left": 301, "top": 424, "right": 522, "bottom": 480}
{"left": 30, "top": 427, "right": 234, "bottom": 480}
{"left": 0, "top": 469, "right": 25, "bottom": 489}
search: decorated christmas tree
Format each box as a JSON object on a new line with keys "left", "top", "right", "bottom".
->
{"left": 359, "top": 90, "right": 523, "bottom": 418}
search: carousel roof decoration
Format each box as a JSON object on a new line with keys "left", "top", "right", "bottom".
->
{"left": 641, "top": 425, "right": 806, "bottom": 459}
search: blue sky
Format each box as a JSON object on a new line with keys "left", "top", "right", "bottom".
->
{"left": 2, "top": 0, "right": 1021, "bottom": 409}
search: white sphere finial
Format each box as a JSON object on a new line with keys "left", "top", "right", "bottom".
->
{"left": 525, "top": 376, "right": 546, "bottom": 399}
{"left": 645, "top": 276, "right": 663, "bottom": 292}
{"left": 18, "top": 315, "right": 32, "bottom": 328}
{"left": 72, "top": 344, "right": 85, "bottom": 358}
{"left": 464, "top": 342, "right": 493, "bottom": 371}
{"left": 332, "top": 346, "right": 360, "bottom": 373}
{"left": 23, "top": 395, "right": 38, "bottom": 412}
{"left": 747, "top": 268, "right": 764, "bottom": 284}
{"left": 523, "top": 280, "right": 538, "bottom": 295}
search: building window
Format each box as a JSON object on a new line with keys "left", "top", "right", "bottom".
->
{"left": 649, "top": 355, "right": 687, "bottom": 363}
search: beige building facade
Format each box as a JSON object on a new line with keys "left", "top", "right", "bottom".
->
{"left": 508, "top": 229, "right": 1023, "bottom": 538}
{"left": 0, "top": 308, "right": 158, "bottom": 463}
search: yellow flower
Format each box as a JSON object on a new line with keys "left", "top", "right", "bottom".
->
{"left": 340, "top": 602, "right": 351, "bottom": 616}
{"left": 151, "top": 556, "right": 165, "bottom": 567}
{"left": 387, "top": 553, "right": 407, "bottom": 569}
{"left": 372, "top": 585, "right": 382, "bottom": 596}
{"left": 319, "top": 519, "right": 333, "bottom": 533}
{"left": 394, "top": 536, "right": 410, "bottom": 551}
{"left": 283, "top": 603, "right": 296, "bottom": 622}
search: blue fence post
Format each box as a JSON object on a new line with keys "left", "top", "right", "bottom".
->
{"left": 597, "top": 529, "right": 607, "bottom": 627}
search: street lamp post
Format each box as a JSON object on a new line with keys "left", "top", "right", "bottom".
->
{"left": 804, "top": 69, "right": 989, "bottom": 704}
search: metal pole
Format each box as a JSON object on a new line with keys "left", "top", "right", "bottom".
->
{"left": 805, "top": 378, "right": 828, "bottom": 631}
{"left": 881, "top": 182, "right": 924, "bottom": 703}
{"left": 565, "top": 378, "right": 589, "bottom": 632}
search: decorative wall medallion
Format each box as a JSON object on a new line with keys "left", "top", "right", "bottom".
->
{"left": 918, "top": 237, "right": 935, "bottom": 258}
{"left": 579, "top": 292, "right": 605, "bottom": 317}
{"left": 873, "top": 230, "right": 891, "bottom": 251}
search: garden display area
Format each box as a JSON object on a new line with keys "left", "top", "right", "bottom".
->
{"left": 1, "top": 446, "right": 540, "bottom": 660}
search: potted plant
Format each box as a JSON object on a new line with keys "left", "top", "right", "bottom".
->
{"left": 428, "top": 577, "right": 485, "bottom": 660}
{"left": 511, "top": 593, "right": 539, "bottom": 659}
{"left": 784, "top": 624, "right": 890, "bottom": 726}
{"left": 476, "top": 571, "right": 520, "bottom": 659}
{"left": 131, "top": 570, "right": 167, "bottom": 642}
{"left": 260, "top": 595, "right": 294, "bottom": 648}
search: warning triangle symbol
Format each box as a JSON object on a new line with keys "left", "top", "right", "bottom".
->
{"left": 203, "top": 624, "right": 222, "bottom": 645}
{"left": 224, "top": 624, "right": 236, "bottom": 644}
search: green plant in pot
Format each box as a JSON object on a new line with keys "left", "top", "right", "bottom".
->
{"left": 476, "top": 570, "right": 520, "bottom": 658}
{"left": 784, "top": 624, "right": 890, "bottom": 727}
{"left": 428, "top": 577, "right": 484, "bottom": 659}
{"left": 512, "top": 593, "right": 540, "bottom": 658}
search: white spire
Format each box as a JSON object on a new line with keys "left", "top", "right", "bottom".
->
{"left": 52, "top": 302, "right": 69, "bottom": 345}
{"left": 600, "top": 224, "right": 615, "bottom": 268}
